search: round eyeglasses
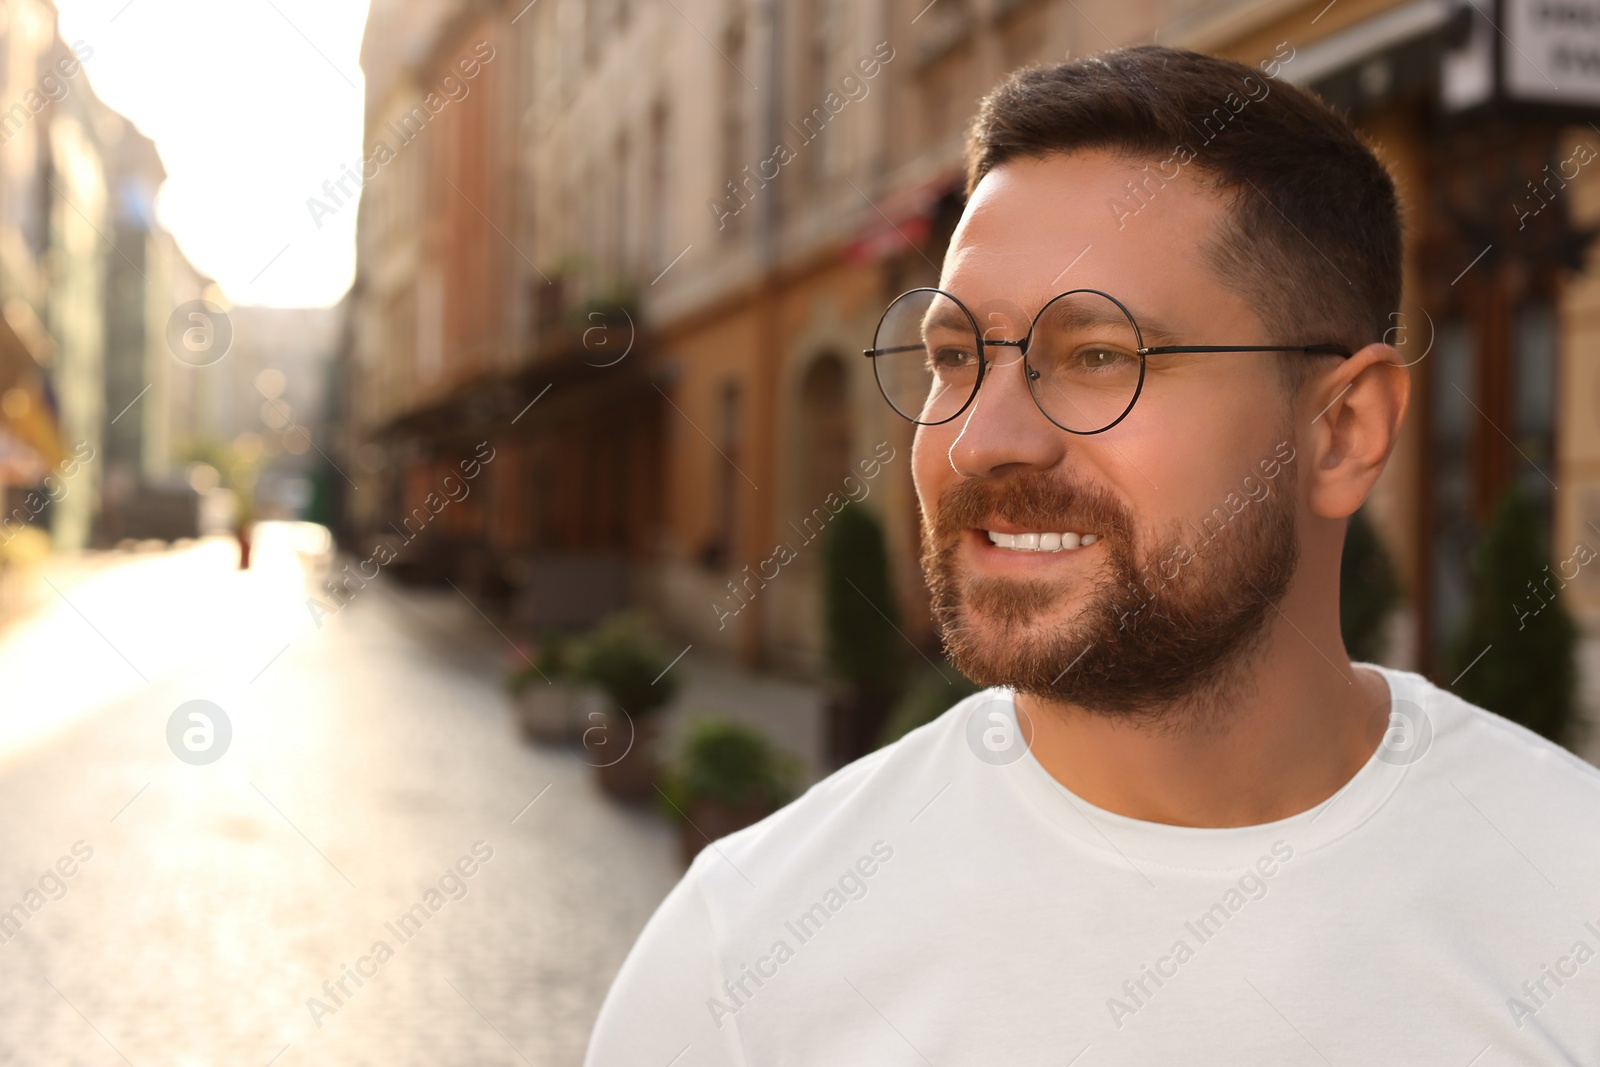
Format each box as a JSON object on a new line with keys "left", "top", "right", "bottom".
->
{"left": 863, "top": 288, "right": 1353, "bottom": 434}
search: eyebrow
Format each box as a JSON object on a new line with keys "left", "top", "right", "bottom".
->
{"left": 1121, "top": 308, "right": 1183, "bottom": 347}
{"left": 919, "top": 302, "right": 974, "bottom": 336}
{"left": 923, "top": 291, "right": 1192, "bottom": 347}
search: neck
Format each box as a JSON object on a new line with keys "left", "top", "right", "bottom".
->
{"left": 1013, "top": 578, "right": 1392, "bottom": 828}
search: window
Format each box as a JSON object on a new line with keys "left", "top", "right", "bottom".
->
{"left": 1425, "top": 299, "right": 1559, "bottom": 669}
{"left": 1513, "top": 301, "right": 1557, "bottom": 514}
{"left": 648, "top": 101, "right": 671, "bottom": 271}
{"left": 1000, "top": 1, "right": 1052, "bottom": 70}
{"left": 614, "top": 130, "right": 630, "bottom": 274}
{"left": 1427, "top": 318, "right": 1475, "bottom": 668}
{"left": 802, "top": 0, "right": 833, "bottom": 183}
{"left": 709, "top": 381, "right": 744, "bottom": 568}
{"left": 718, "top": 14, "right": 748, "bottom": 237}
{"left": 797, "top": 354, "right": 852, "bottom": 517}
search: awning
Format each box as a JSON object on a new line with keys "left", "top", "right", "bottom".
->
{"left": 0, "top": 310, "right": 63, "bottom": 470}
{"left": 1281, "top": 0, "right": 1454, "bottom": 88}
{"left": 846, "top": 172, "right": 963, "bottom": 264}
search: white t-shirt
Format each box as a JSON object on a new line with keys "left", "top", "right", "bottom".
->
{"left": 585, "top": 665, "right": 1600, "bottom": 1065}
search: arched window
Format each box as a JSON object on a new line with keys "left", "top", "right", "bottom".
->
{"left": 797, "top": 353, "right": 852, "bottom": 513}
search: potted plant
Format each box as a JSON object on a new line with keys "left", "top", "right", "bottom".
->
{"left": 820, "top": 502, "right": 907, "bottom": 767}
{"left": 877, "top": 662, "right": 982, "bottom": 748}
{"left": 1339, "top": 506, "right": 1403, "bottom": 664}
{"left": 506, "top": 628, "right": 599, "bottom": 743}
{"left": 1447, "top": 487, "right": 1581, "bottom": 748}
{"left": 575, "top": 611, "right": 682, "bottom": 801}
{"left": 659, "top": 716, "right": 800, "bottom": 865}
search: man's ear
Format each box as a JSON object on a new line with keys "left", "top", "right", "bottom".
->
{"left": 1300, "top": 343, "right": 1410, "bottom": 519}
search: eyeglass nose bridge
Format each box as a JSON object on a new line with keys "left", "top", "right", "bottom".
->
{"left": 978, "top": 337, "right": 1038, "bottom": 380}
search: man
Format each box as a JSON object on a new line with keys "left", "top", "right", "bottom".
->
{"left": 586, "top": 46, "right": 1600, "bottom": 1063}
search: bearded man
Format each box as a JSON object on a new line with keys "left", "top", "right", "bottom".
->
{"left": 585, "top": 46, "right": 1600, "bottom": 1064}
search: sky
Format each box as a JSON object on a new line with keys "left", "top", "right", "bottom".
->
{"left": 55, "top": 0, "right": 373, "bottom": 308}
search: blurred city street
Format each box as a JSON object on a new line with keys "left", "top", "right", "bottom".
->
{"left": 3, "top": 0, "right": 1600, "bottom": 1061}
{"left": 0, "top": 526, "right": 683, "bottom": 1066}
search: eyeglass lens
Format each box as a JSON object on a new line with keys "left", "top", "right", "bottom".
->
{"left": 870, "top": 289, "right": 1144, "bottom": 432}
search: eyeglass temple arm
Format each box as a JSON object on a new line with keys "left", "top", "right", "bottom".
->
{"left": 866, "top": 342, "right": 1354, "bottom": 357}
{"left": 1138, "top": 343, "right": 1354, "bottom": 357}
{"left": 863, "top": 338, "right": 1030, "bottom": 356}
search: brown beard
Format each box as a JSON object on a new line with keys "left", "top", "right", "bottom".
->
{"left": 920, "top": 451, "right": 1299, "bottom": 730}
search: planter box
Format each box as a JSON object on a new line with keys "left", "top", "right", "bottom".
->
{"left": 515, "top": 681, "right": 603, "bottom": 744}
{"left": 678, "top": 797, "right": 773, "bottom": 865}
{"left": 592, "top": 713, "right": 664, "bottom": 803}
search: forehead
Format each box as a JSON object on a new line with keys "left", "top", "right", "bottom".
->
{"left": 941, "top": 151, "right": 1245, "bottom": 328}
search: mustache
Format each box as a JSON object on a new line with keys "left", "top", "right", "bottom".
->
{"left": 929, "top": 470, "right": 1136, "bottom": 543}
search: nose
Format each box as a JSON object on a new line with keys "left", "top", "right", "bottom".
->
{"left": 945, "top": 342, "right": 1066, "bottom": 479}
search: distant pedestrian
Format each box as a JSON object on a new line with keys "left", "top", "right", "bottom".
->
{"left": 234, "top": 497, "right": 253, "bottom": 569}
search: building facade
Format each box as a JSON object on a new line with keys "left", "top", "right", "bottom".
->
{"left": 346, "top": 0, "right": 1600, "bottom": 732}
{"left": 0, "top": 1, "right": 218, "bottom": 553}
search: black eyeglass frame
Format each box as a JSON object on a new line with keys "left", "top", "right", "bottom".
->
{"left": 862, "top": 287, "right": 1355, "bottom": 435}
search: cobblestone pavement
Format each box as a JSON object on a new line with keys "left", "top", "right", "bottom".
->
{"left": 0, "top": 526, "right": 682, "bottom": 1066}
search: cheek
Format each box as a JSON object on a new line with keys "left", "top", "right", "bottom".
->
{"left": 910, "top": 427, "right": 939, "bottom": 502}
{"left": 911, "top": 425, "right": 958, "bottom": 522}
{"left": 1104, "top": 372, "right": 1282, "bottom": 534}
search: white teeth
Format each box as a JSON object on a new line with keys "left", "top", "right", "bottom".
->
{"left": 984, "top": 530, "right": 1097, "bottom": 552}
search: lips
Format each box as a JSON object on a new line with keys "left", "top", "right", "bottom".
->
{"left": 960, "top": 527, "right": 1104, "bottom": 569}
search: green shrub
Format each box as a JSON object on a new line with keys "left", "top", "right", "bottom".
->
{"left": 507, "top": 628, "right": 574, "bottom": 695}
{"left": 820, "top": 502, "right": 905, "bottom": 700}
{"left": 1340, "top": 507, "right": 1403, "bottom": 663}
{"left": 878, "top": 663, "right": 982, "bottom": 747}
{"left": 1447, "top": 487, "right": 1580, "bottom": 747}
{"left": 659, "top": 716, "right": 801, "bottom": 815}
{"left": 573, "top": 611, "right": 681, "bottom": 718}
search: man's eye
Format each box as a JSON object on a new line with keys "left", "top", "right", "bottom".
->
{"left": 930, "top": 345, "right": 977, "bottom": 370}
{"left": 1071, "top": 346, "right": 1136, "bottom": 371}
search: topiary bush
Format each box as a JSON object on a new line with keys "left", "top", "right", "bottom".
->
{"left": 1446, "top": 487, "right": 1580, "bottom": 747}
{"left": 1340, "top": 506, "right": 1403, "bottom": 664}
{"left": 573, "top": 611, "right": 681, "bottom": 718}
{"left": 820, "top": 501, "right": 905, "bottom": 700}
{"left": 507, "top": 627, "right": 574, "bottom": 695}
{"left": 878, "top": 662, "right": 983, "bottom": 747}
{"left": 820, "top": 502, "right": 909, "bottom": 765}
{"left": 659, "top": 716, "right": 802, "bottom": 814}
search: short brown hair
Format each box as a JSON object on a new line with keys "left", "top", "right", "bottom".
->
{"left": 965, "top": 46, "right": 1400, "bottom": 369}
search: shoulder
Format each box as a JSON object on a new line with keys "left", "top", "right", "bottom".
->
{"left": 681, "top": 685, "right": 1003, "bottom": 906}
{"left": 1374, "top": 662, "right": 1600, "bottom": 803}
